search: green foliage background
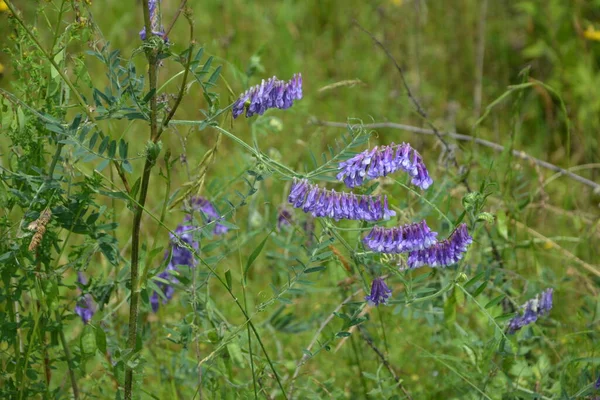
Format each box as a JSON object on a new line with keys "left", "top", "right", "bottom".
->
{"left": 1, "top": 0, "right": 599, "bottom": 398}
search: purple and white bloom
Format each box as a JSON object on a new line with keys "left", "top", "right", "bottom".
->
{"left": 151, "top": 225, "right": 199, "bottom": 312}
{"left": 405, "top": 223, "right": 473, "bottom": 269}
{"left": 288, "top": 178, "right": 396, "bottom": 222}
{"left": 75, "top": 272, "right": 96, "bottom": 324}
{"left": 232, "top": 73, "right": 303, "bottom": 119}
{"left": 277, "top": 206, "right": 294, "bottom": 231}
{"left": 139, "top": 0, "right": 168, "bottom": 41}
{"left": 337, "top": 143, "right": 433, "bottom": 190}
{"left": 365, "top": 278, "right": 392, "bottom": 306}
{"left": 363, "top": 220, "right": 438, "bottom": 253}
{"left": 186, "top": 196, "right": 229, "bottom": 235}
{"left": 507, "top": 288, "right": 553, "bottom": 334}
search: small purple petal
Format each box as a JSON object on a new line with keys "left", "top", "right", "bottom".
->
{"left": 232, "top": 73, "right": 303, "bottom": 119}
{"left": 364, "top": 220, "right": 438, "bottom": 253}
{"left": 75, "top": 272, "right": 96, "bottom": 324}
{"left": 365, "top": 278, "right": 392, "bottom": 306}
{"left": 186, "top": 196, "right": 229, "bottom": 235}
{"left": 507, "top": 288, "right": 554, "bottom": 334}
{"left": 338, "top": 143, "right": 433, "bottom": 190}
{"left": 287, "top": 179, "right": 394, "bottom": 222}
{"left": 406, "top": 223, "right": 473, "bottom": 269}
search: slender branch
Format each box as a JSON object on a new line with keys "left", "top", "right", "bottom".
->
{"left": 288, "top": 289, "right": 362, "bottom": 395}
{"left": 164, "top": 0, "right": 188, "bottom": 39}
{"left": 56, "top": 311, "right": 80, "bottom": 400}
{"left": 358, "top": 326, "right": 412, "bottom": 400}
{"left": 158, "top": 7, "right": 194, "bottom": 135}
{"left": 473, "top": 0, "right": 489, "bottom": 118}
{"left": 124, "top": 1, "right": 157, "bottom": 398}
{"left": 353, "top": 20, "right": 454, "bottom": 158}
{"left": 313, "top": 120, "right": 600, "bottom": 191}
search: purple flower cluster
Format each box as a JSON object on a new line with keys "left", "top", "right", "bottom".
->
{"left": 232, "top": 74, "right": 303, "bottom": 119}
{"left": 406, "top": 223, "right": 473, "bottom": 269}
{"left": 288, "top": 179, "right": 396, "bottom": 222}
{"left": 277, "top": 206, "right": 294, "bottom": 231}
{"left": 507, "top": 289, "right": 553, "bottom": 334}
{"left": 365, "top": 278, "right": 393, "bottom": 306}
{"left": 337, "top": 143, "right": 433, "bottom": 190}
{"left": 75, "top": 272, "right": 96, "bottom": 324}
{"left": 151, "top": 225, "right": 199, "bottom": 312}
{"left": 139, "top": 0, "right": 168, "bottom": 41}
{"left": 363, "top": 220, "right": 438, "bottom": 253}
{"left": 185, "top": 196, "right": 229, "bottom": 235}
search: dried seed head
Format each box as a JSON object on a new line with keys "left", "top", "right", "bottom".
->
{"left": 28, "top": 209, "right": 52, "bottom": 252}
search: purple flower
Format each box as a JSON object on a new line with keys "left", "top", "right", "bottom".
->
{"left": 406, "top": 223, "right": 473, "bottom": 269}
{"left": 507, "top": 288, "right": 553, "bottom": 334}
{"left": 232, "top": 73, "right": 303, "bottom": 119}
{"left": 288, "top": 178, "right": 396, "bottom": 222}
{"left": 277, "top": 206, "right": 294, "bottom": 231}
{"left": 363, "top": 220, "right": 438, "bottom": 253}
{"left": 365, "top": 278, "right": 392, "bottom": 306}
{"left": 139, "top": 0, "right": 168, "bottom": 41}
{"left": 151, "top": 225, "right": 199, "bottom": 312}
{"left": 595, "top": 374, "right": 600, "bottom": 390}
{"left": 75, "top": 272, "right": 96, "bottom": 324}
{"left": 150, "top": 263, "right": 178, "bottom": 313}
{"left": 186, "top": 196, "right": 229, "bottom": 235}
{"left": 337, "top": 143, "right": 433, "bottom": 190}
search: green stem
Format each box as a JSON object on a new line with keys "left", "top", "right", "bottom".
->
{"left": 237, "top": 230, "right": 258, "bottom": 399}
{"left": 124, "top": 1, "right": 158, "bottom": 398}
{"left": 55, "top": 310, "right": 80, "bottom": 400}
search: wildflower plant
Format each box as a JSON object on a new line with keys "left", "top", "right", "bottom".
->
{"left": 0, "top": 1, "right": 595, "bottom": 399}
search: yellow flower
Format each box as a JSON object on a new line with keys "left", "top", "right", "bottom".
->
{"left": 0, "top": 63, "right": 5, "bottom": 76}
{"left": 390, "top": 0, "right": 403, "bottom": 5}
{"left": 0, "top": 1, "right": 8, "bottom": 12}
{"left": 584, "top": 26, "right": 600, "bottom": 41}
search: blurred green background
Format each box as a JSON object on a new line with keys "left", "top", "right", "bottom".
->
{"left": 1, "top": 0, "right": 600, "bottom": 398}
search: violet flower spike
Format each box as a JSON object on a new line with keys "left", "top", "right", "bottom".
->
{"left": 337, "top": 142, "right": 433, "bottom": 190}
{"left": 139, "top": 0, "right": 168, "bottom": 42}
{"left": 75, "top": 272, "right": 96, "bottom": 324}
{"left": 151, "top": 225, "right": 199, "bottom": 312}
{"left": 365, "top": 278, "right": 392, "bottom": 306}
{"left": 406, "top": 223, "right": 473, "bottom": 269}
{"left": 363, "top": 220, "right": 438, "bottom": 253}
{"left": 507, "top": 288, "right": 553, "bottom": 334}
{"left": 287, "top": 178, "right": 396, "bottom": 222}
{"left": 185, "top": 196, "right": 229, "bottom": 235}
{"left": 232, "top": 73, "right": 303, "bottom": 119}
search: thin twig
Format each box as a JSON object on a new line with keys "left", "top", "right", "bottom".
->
{"left": 288, "top": 289, "right": 362, "bottom": 396}
{"left": 358, "top": 326, "right": 413, "bottom": 400}
{"left": 164, "top": 0, "right": 188, "bottom": 39}
{"left": 473, "top": 0, "right": 489, "bottom": 118}
{"left": 353, "top": 21, "right": 454, "bottom": 159}
{"left": 159, "top": 6, "right": 193, "bottom": 133}
{"left": 313, "top": 120, "right": 600, "bottom": 192}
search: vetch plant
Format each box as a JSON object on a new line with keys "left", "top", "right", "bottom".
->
{"left": 3, "top": 1, "right": 596, "bottom": 399}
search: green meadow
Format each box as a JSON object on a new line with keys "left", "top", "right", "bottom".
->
{"left": 1, "top": 0, "right": 599, "bottom": 398}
